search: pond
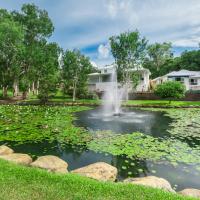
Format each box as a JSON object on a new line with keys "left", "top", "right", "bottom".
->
{"left": 0, "top": 105, "right": 200, "bottom": 191}
{"left": 75, "top": 107, "right": 171, "bottom": 137}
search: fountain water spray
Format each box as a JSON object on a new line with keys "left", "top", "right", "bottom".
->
{"left": 102, "top": 65, "right": 127, "bottom": 116}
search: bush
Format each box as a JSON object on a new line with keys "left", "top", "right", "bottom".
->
{"left": 78, "top": 91, "right": 99, "bottom": 100}
{"left": 154, "top": 81, "right": 185, "bottom": 103}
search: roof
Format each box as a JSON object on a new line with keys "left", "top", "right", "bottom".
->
{"left": 88, "top": 73, "right": 100, "bottom": 76}
{"left": 88, "top": 64, "right": 151, "bottom": 76}
{"left": 128, "top": 67, "right": 151, "bottom": 74}
{"left": 152, "top": 76, "right": 164, "bottom": 81}
{"left": 166, "top": 70, "right": 200, "bottom": 77}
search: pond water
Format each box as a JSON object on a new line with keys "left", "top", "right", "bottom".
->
{"left": 74, "top": 107, "right": 171, "bottom": 137}
{"left": 1, "top": 106, "right": 200, "bottom": 191}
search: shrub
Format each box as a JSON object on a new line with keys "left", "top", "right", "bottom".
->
{"left": 154, "top": 81, "right": 185, "bottom": 103}
{"left": 78, "top": 91, "right": 99, "bottom": 100}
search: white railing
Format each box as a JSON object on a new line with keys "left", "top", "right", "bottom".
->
{"left": 189, "top": 85, "right": 200, "bottom": 90}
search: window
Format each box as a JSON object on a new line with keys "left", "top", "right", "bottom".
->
{"left": 190, "top": 78, "right": 198, "bottom": 85}
{"left": 174, "top": 77, "right": 184, "bottom": 83}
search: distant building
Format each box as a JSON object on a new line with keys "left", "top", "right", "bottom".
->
{"left": 152, "top": 70, "right": 200, "bottom": 91}
{"left": 88, "top": 64, "right": 151, "bottom": 93}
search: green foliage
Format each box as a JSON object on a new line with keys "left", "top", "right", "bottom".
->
{"left": 145, "top": 47, "right": 200, "bottom": 79}
{"left": 131, "top": 73, "right": 140, "bottom": 89}
{"left": 179, "top": 50, "right": 200, "bottom": 71}
{"left": 37, "top": 42, "right": 61, "bottom": 103}
{"left": 61, "top": 50, "right": 93, "bottom": 101}
{"left": 144, "top": 42, "right": 172, "bottom": 78}
{"left": 12, "top": 3, "right": 55, "bottom": 96}
{"left": 110, "top": 30, "right": 147, "bottom": 83}
{"left": 155, "top": 81, "right": 186, "bottom": 101}
{"left": 0, "top": 10, "right": 24, "bottom": 96}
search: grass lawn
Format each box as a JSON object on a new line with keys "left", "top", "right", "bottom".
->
{"left": 125, "top": 100, "right": 200, "bottom": 106}
{"left": 0, "top": 159, "right": 195, "bottom": 200}
{"left": 25, "top": 98, "right": 200, "bottom": 107}
{"left": 1, "top": 89, "right": 200, "bottom": 107}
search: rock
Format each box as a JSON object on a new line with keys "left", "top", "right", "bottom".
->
{"left": 71, "top": 162, "right": 117, "bottom": 181}
{"left": 0, "top": 153, "right": 32, "bottom": 165}
{"left": 124, "top": 176, "right": 175, "bottom": 193}
{"left": 179, "top": 188, "right": 200, "bottom": 198}
{"left": 0, "top": 145, "right": 14, "bottom": 155}
{"left": 31, "top": 155, "right": 68, "bottom": 173}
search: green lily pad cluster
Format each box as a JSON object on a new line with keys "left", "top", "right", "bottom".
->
{"left": 88, "top": 131, "right": 200, "bottom": 169}
{"left": 0, "top": 105, "right": 92, "bottom": 145}
{"left": 142, "top": 108, "right": 200, "bottom": 139}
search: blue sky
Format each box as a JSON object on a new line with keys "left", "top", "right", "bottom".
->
{"left": 0, "top": 0, "right": 200, "bottom": 67}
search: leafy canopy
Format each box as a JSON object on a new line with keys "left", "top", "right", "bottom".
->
{"left": 110, "top": 30, "right": 147, "bottom": 83}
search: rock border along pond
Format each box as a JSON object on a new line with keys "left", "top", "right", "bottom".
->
{"left": 0, "top": 145, "right": 200, "bottom": 199}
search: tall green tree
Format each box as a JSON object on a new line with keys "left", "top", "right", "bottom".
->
{"left": 144, "top": 42, "right": 173, "bottom": 79}
{"left": 179, "top": 50, "right": 200, "bottom": 71}
{"left": 62, "top": 50, "right": 93, "bottom": 101}
{"left": 110, "top": 30, "right": 147, "bottom": 84}
{"left": 12, "top": 3, "right": 54, "bottom": 98}
{"left": 0, "top": 9, "right": 24, "bottom": 97}
{"left": 37, "top": 42, "right": 61, "bottom": 103}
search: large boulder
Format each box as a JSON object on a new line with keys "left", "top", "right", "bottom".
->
{"left": 31, "top": 155, "right": 68, "bottom": 173}
{"left": 71, "top": 162, "right": 117, "bottom": 181}
{"left": 0, "top": 145, "right": 14, "bottom": 155}
{"left": 179, "top": 188, "right": 200, "bottom": 198}
{"left": 124, "top": 176, "right": 175, "bottom": 193}
{"left": 0, "top": 153, "right": 32, "bottom": 165}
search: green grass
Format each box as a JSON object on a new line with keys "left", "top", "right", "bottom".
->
{"left": 0, "top": 159, "right": 195, "bottom": 200}
{"left": 125, "top": 100, "right": 200, "bottom": 106}
{"left": 1, "top": 89, "right": 200, "bottom": 107}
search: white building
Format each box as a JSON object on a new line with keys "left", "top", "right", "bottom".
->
{"left": 152, "top": 70, "right": 200, "bottom": 91}
{"left": 88, "top": 64, "right": 151, "bottom": 92}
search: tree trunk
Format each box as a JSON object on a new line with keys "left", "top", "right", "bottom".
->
{"left": 28, "top": 84, "right": 31, "bottom": 94}
{"left": 36, "top": 81, "right": 39, "bottom": 95}
{"left": 2, "top": 86, "right": 8, "bottom": 98}
{"left": 22, "top": 91, "right": 28, "bottom": 100}
{"left": 13, "top": 80, "right": 19, "bottom": 97}
{"left": 72, "top": 79, "right": 77, "bottom": 102}
{"left": 32, "top": 82, "right": 35, "bottom": 95}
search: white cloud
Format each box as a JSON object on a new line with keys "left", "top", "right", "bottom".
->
{"left": 1, "top": 0, "right": 200, "bottom": 65}
{"left": 98, "top": 43, "right": 110, "bottom": 59}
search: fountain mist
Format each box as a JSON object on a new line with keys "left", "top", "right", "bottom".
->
{"left": 102, "top": 67, "right": 126, "bottom": 116}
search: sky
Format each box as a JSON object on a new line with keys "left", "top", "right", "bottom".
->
{"left": 0, "top": 0, "right": 200, "bottom": 67}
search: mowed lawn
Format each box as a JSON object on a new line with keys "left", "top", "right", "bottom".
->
{"left": 0, "top": 159, "right": 195, "bottom": 200}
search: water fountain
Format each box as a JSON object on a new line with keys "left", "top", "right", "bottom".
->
{"left": 102, "top": 66, "right": 126, "bottom": 116}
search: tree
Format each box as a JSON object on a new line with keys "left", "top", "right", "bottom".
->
{"left": 110, "top": 30, "right": 147, "bottom": 85}
{"left": 155, "top": 81, "right": 185, "bottom": 103}
{"left": 179, "top": 50, "right": 200, "bottom": 71}
{"left": 37, "top": 42, "right": 61, "bottom": 103}
{"left": 62, "top": 50, "right": 93, "bottom": 101}
{"left": 12, "top": 3, "right": 54, "bottom": 98}
{"left": 144, "top": 42, "right": 173, "bottom": 79}
{"left": 0, "top": 10, "right": 24, "bottom": 97}
{"left": 131, "top": 73, "right": 140, "bottom": 90}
